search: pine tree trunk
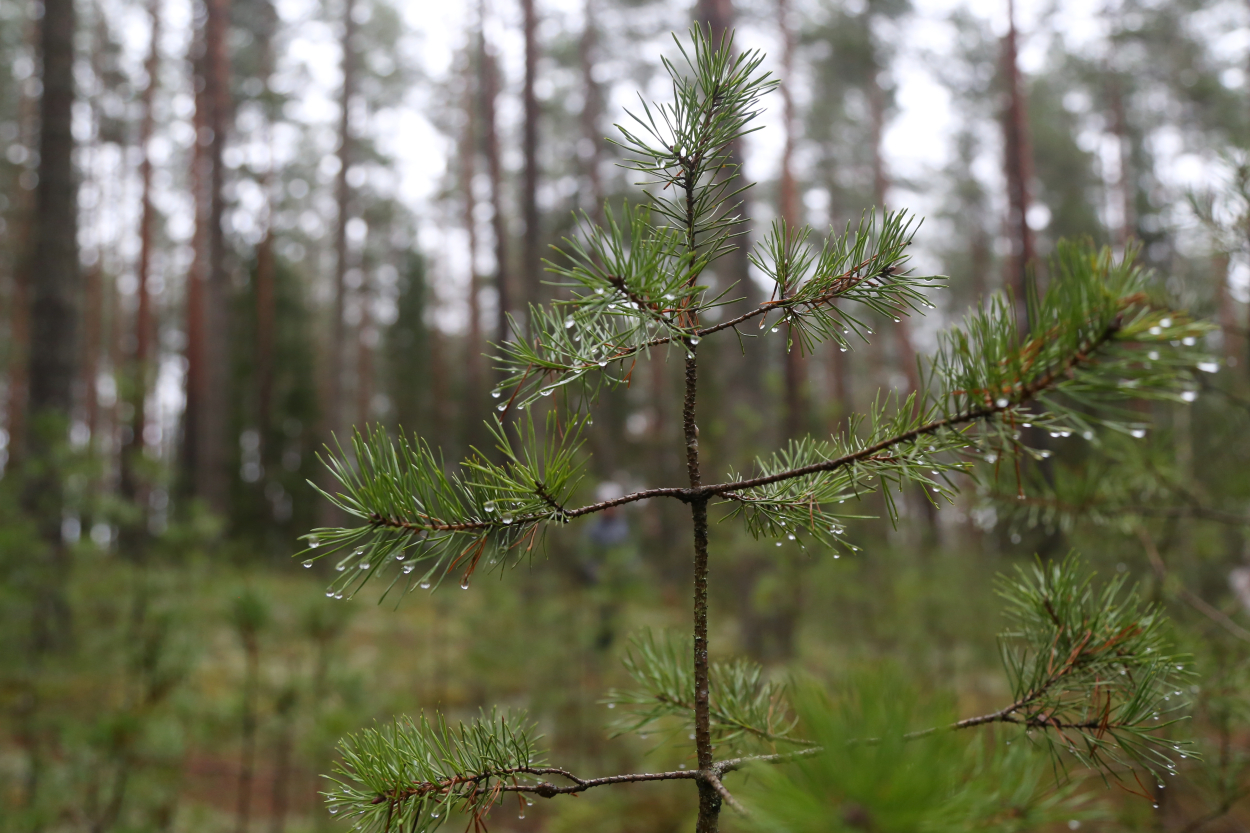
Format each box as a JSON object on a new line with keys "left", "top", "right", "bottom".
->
{"left": 462, "top": 50, "right": 481, "bottom": 411}
{"left": 778, "top": 0, "right": 805, "bottom": 442}
{"left": 1002, "top": 0, "right": 1034, "bottom": 331}
{"left": 521, "top": 0, "right": 540, "bottom": 315}
{"left": 184, "top": 0, "right": 232, "bottom": 514}
{"left": 480, "top": 18, "right": 510, "bottom": 347}
{"left": 121, "top": 0, "right": 161, "bottom": 513}
{"left": 580, "top": 0, "right": 603, "bottom": 224}
{"left": 25, "top": 0, "right": 81, "bottom": 655}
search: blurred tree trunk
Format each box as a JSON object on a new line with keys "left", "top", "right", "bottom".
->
{"left": 462, "top": 45, "right": 481, "bottom": 415}
{"left": 25, "top": 0, "right": 81, "bottom": 654}
{"left": 255, "top": 33, "right": 277, "bottom": 469}
{"left": 521, "top": 0, "right": 540, "bottom": 315}
{"left": 2, "top": 18, "right": 39, "bottom": 469}
{"left": 480, "top": 15, "right": 510, "bottom": 349}
{"left": 184, "top": 0, "right": 232, "bottom": 514}
{"left": 329, "top": 0, "right": 356, "bottom": 451}
{"left": 580, "top": 0, "right": 603, "bottom": 224}
{"left": 778, "top": 0, "right": 806, "bottom": 442}
{"left": 121, "top": 0, "right": 161, "bottom": 516}
{"left": 1002, "top": 0, "right": 1034, "bottom": 331}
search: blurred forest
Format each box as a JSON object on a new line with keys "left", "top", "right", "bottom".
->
{"left": 2, "top": 0, "right": 1250, "bottom": 830}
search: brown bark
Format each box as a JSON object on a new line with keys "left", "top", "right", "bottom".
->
{"left": 328, "top": 0, "right": 357, "bottom": 450}
{"left": 1002, "top": 0, "right": 1034, "bottom": 331}
{"left": 778, "top": 0, "right": 806, "bottom": 442}
{"left": 480, "top": 15, "right": 510, "bottom": 346}
{"left": 462, "top": 49, "right": 482, "bottom": 404}
{"left": 121, "top": 0, "right": 161, "bottom": 506}
{"left": 184, "top": 0, "right": 232, "bottom": 513}
{"left": 521, "top": 0, "right": 540, "bottom": 316}
{"left": 579, "top": 0, "right": 603, "bottom": 224}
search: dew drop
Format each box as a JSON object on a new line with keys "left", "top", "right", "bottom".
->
{"left": 564, "top": 316, "right": 575, "bottom": 329}
{"left": 403, "top": 564, "right": 415, "bottom": 574}
{"left": 839, "top": 346, "right": 847, "bottom": 352}
{"left": 502, "top": 514, "right": 514, "bottom": 524}
{"left": 787, "top": 533, "right": 796, "bottom": 541}
{"left": 485, "top": 501, "right": 496, "bottom": 512}
{"left": 460, "top": 578, "right": 470, "bottom": 590}
{"left": 518, "top": 812, "right": 525, "bottom": 820}
{"left": 1149, "top": 326, "right": 1162, "bottom": 336}
{"left": 540, "top": 387, "right": 553, "bottom": 397}
{"left": 1130, "top": 428, "right": 1146, "bottom": 438}
{"left": 893, "top": 317, "right": 900, "bottom": 323}
{"left": 526, "top": 800, "right": 533, "bottom": 807}
{"left": 395, "top": 553, "right": 405, "bottom": 560}
{"left": 1197, "top": 360, "right": 1219, "bottom": 373}
{"left": 303, "top": 560, "right": 313, "bottom": 568}
{"left": 329, "top": 808, "right": 338, "bottom": 815}
{"left": 690, "top": 336, "right": 701, "bottom": 345}
{"left": 1148, "top": 350, "right": 1160, "bottom": 361}
{"left": 308, "top": 538, "right": 321, "bottom": 549}
{"left": 1181, "top": 390, "right": 1197, "bottom": 402}
{"left": 420, "top": 580, "right": 431, "bottom": 589}
{"left": 1181, "top": 336, "right": 1196, "bottom": 346}
{"left": 1082, "top": 431, "right": 1093, "bottom": 440}
{"left": 1160, "top": 317, "right": 1173, "bottom": 328}
{"left": 776, "top": 541, "right": 783, "bottom": 547}
{"left": 497, "top": 402, "right": 508, "bottom": 411}
{"left": 996, "top": 397, "right": 1009, "bottom": 408}
{"left": 336, "top": 564, "right": 346, "bottom": 572}
{"left": 325, "top": 591, "right": 334, "bottom": 597}
{"left": 491, "top": 389, "right": 502, "bottom": 398}
{"left": 770, "top": 326, "right": 779, "bottom": 333}
{"left": 598, "top": 360, "right": 608, "bottom": 367}
{"left": 334, "top": 593, "right": 343, "bottom": 600}
{"left": 607, "top": 702, "right": 615, "bottom": 709}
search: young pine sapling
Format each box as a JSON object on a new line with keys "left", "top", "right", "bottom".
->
{"left": 303, "top": 28, "right": 1210, "bottom": 833}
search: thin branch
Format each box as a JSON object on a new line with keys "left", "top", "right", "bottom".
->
{"left": 704, "top": 772, "right": 749, "bottom": 817}
{"left": 1136, "top": 527, "right": 1250, "bottom": 643}
{"left": 703, "top": 318, "right": 1121, "bottom": 498}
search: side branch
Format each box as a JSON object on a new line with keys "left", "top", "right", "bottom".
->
{"left": 703, "top": 319, "right": 1122, "bottom": 497}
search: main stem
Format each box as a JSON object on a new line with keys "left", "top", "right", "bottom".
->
{"left": 684, "top": 351, "right": 720, "bottom": 832}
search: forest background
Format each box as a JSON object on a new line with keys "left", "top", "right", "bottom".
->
{"left": 2, "top": 0, "right": 1250, "bottom": 830}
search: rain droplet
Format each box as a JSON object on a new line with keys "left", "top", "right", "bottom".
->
{"left": 598, "top": 360, "right": 608, "bottom": 367}
{"left": 1149, "top": 326, "right": 1162, "bottom": 336}
{"left": 607, "top": 703, "right": 615, "bottom": 709}
{"left": 1181, "top": 337, "right": 1196, "bottom": 346}
{"left": 1131, "top": 428, "right": 1146, "bottom": 438}
{"left": 359, "top": 562, "right": 370, "bottom": 570}
{"left": 1082, "top": 431, "right": 1093, "bottom": 440}
{"left": 996, "top": 398, "right": 1009, "bottom": 408}
{"left": 325, "top": 591, "right": 334, "bottom": 597}
{"left": 329, "top": 808, "right": 338, "bottom": 815}
{"left": 491, "top": 389, "right": 502, "bottom": 398}
{"left": 395, "top": 553, "right": 405, "bottom": 560}
{"left": 985, "top": 453, "right": 998, "bottom": 464}
{"left": 1198, "top": 360, "right": 1219, "bottom": 373}
{"left": 690, "top": 336, "right": 701, "bottom": 345}
{"left": 485, "top": 501, "right": 496, "bottom": 512}
{"left": 787, "top": 533, "right": 796, "bottom": 540}
{"left": 420, "top": 580, "right": 431, "bottom": 589}
{"left": 502, "top": 514, "right": 514, "bottom": 524}
{"left": 565, "top": 317, "right": 575, "bottom": 329}
{"left": 1160, "top": 317, "right": 1173, "bottom": 328}
{"left": 1181, "top": 390, "right": 1197, "bottom": 402}
{"left": 839, "top": 346, "right": 847, "bottom": 352}
{"left": 776, "top": 541, "right": 783, "bottom": 547}
{"left": 303, "top": 560, "right": 313, "bottom": 568}
{"left": 893, "top": 317, "right": 900, "bottom": 323}
{"left": 403, "top": 564, "right": 416, "bottom": 574}
{"left": 308, "top": 538, "right": 321, "bottom": 548}
{"left": 770, "top": 326, "right": 779, "bottom": 333}
{"left": 336, "top": 564, "right": 347, "bottom": 572}
{"left": 1148, "top": 350, "right": 1160, "bottom": 361}
{"left": 460, "top": 578, "right": 470, "bottom": 590}
{"left": 518, "top": 812, "right": 525, "bottom": 820}
{"left": 540, "top": 387, "right": 553, "bottom": 397}
{"left": 497, "top": 403, "right": 508, "bottom": 411}
{"left": 334, "top": 593, "right": 343, "bottom": 600}
{"left": 526, "top": 800, "right": 533, "bottom": 807}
